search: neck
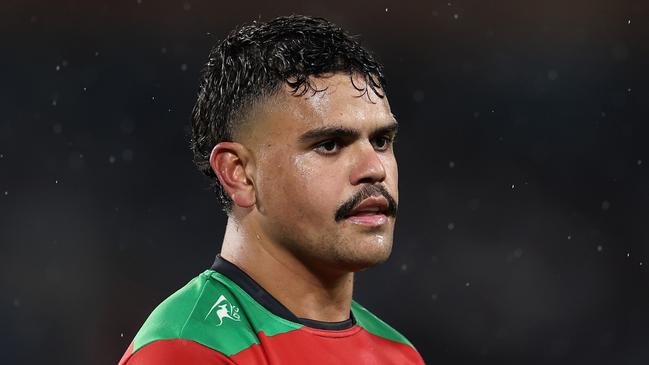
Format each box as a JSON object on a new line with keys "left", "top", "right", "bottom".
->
{"left": 219, "top": 215, "right": 354, "bottom": 323}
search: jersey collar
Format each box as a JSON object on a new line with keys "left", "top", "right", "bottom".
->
{"left": 210, "top": 255, "right": 356, "bottom": 331}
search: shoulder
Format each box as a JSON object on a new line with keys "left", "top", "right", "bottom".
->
{"left": 125, "top": 270, "right": 261, "bottom": 361}
{"left": 351, "top": 300, "right": 415, "bottom": 347}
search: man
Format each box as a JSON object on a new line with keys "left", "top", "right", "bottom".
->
{"left": 119, "top": 15, "right": 425, "bottom": 364}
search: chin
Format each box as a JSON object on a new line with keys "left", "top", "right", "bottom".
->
{"left": 335, "top": 243, "right": 393, "bottom": 273}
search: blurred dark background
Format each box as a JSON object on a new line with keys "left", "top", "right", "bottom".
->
{"left": 1, "top": 0, "right": 648, "bottom": 364}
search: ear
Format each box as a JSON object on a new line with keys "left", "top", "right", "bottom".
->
{"left": 209, "top": 142, "right": 256, "bottom": 208}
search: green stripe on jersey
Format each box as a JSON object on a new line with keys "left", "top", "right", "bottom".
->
{"left": 351, "top": 301, "right": 414, "bottom": 347}
{"left": 132, "top": 270, "right": 300, "bottom": 356}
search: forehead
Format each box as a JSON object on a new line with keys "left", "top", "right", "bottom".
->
{"left": 251, "top": 73, "right": 394, "bottom": 141}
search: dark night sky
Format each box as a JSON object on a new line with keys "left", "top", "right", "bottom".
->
{"left": 1, "top": 1, "right": 648, "bottom": 364}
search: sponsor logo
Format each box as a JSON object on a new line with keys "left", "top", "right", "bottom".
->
{"left": 205, "top": 294, "right": 241, "bottom": 326}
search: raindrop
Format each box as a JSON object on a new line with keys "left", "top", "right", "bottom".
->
{"left": 447, "top": 222, "right": 455, "bottom": 231}
{"left": 547, "top": 69, "right": 559, "bottom": 81}
{"left": 513, "top": 248, "right": 523, "bottom": 258}
{"left": 597, "top": 245, "right": 603, "bottom": 252}
{"left": 180, "top": 64, "right": 188, "bottom": 72}
{"left": 453, "top": 14, "right": 459, "bottom": 20}
{"left": 448, "top": 161, "right": 455, "bottom": 168}
{"left": 637, "top": 160, "right": 643, "bottom": 166}
{"left": 567, "top": 235, "right": 572, "bottom": 240}
{"left": 385, "top": 7, "right": 388, "bottom": 12}
{"left": 601, "top": 200, "right": 610, "bottom": 211}
{"left": 627, "top": 252, "right": 630, "bottom": 257}
{"left": 627, "top": 19, "right": 631, "bottom": 24}
{"left": 401, "top": 264, "right": 408, "bottom": 271}
{"left": 465, "top": 282, "right": 470, "bottom": 287}
{"left": 183, "top": 2, "right": 191, "bottom": 11}
{"left": 3, "top": 191, "right": 8, "bottom": 196}
{"left": 431, "top": 293, "right": 438, "bottom": 301}
{"left": 108, "top": 155, "right": 116, "bottom": 164}
{"left": 53, "top": 123, "right": 62, "bottom": 134}
{"left": 180, "top": 215, "right": 187, "bottom": 221}
{"left": 55, "top": 65, "right": 60, "bottom": 71}
{"left": 120, "top": 333, "right": 124, "bottom": 338}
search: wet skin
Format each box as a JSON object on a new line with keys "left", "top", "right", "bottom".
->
{"left": 235, "top": 73, "right": 399, "bottom": 276}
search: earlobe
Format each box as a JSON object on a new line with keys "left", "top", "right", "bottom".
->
{"left": 209, "top": 143, "right": 256, "bottom": 208}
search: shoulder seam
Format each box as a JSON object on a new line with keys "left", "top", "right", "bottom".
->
{"left": 178, "top": 275, "right": 210, "bottom": 338}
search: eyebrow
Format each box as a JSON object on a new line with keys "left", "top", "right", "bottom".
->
{"left": 298, "top": 121, "right": 399, "bottom": 144}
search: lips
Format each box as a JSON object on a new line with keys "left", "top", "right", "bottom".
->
{"left": 345, "top": 196, "right": 389, "bottom": 218}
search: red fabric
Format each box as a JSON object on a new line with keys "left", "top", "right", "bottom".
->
{"left": 120, "top": 339, "right": 236, "bottom": 365}
{"left": 119, "top": 326, "right": 425, "bottom": 365}
{"left": 231, "top": 326, "right": 425, "bottom": 364}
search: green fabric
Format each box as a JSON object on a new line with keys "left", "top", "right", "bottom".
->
{"left": 132, "top": 270, "right": 300, "bottom": 356}
{"left": 351, "top": 300, "right": 414, "bottom": 347}
{"left": 131, "top": 269, "right": 414, "bottom": 357}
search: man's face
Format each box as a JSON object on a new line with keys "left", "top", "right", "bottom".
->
{"left": 241, "top": 73, "right": 399, "bottom": 274}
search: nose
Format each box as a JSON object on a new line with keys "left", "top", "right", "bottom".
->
{"left": 349, "top": 142, "right": 387, "bottom": 185}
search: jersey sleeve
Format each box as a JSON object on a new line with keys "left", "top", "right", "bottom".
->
{"left": 119, "top": 339, "right": 237, "bottom": 365}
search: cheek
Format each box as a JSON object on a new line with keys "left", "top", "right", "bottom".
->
{"left": 382, "top": 155, "right": 399, "bottom": 200}
{"left": 288, "top": 154, "right": 343, "bottom": 214}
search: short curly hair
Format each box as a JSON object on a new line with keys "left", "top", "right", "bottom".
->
{"left": 190, "top": 14, "right": 387, "bottom": 212}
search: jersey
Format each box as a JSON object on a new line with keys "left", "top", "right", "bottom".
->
{"left": 118, "top": 256, "right": 426, "bottom": 364}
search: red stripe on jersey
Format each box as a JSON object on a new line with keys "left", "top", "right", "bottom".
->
{"left": 230, "top": 326, "right": 425, "bottom": 364}
{"left": 121, "top": 339, "right": 235, "bottom": 365}
{"left": 119, "top": 327, "right": 424, "bottom": 364}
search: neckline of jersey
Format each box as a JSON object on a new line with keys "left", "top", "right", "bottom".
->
{"left": 210, "top": 255, "right": 357, "bottom": 331}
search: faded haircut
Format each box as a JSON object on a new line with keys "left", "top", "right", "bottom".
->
{"left": 190, "top": 14, "right": 387, "bottom": 212}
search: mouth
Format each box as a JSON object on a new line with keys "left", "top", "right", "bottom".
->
{"left": 344, "top": 196, "right": 390, "bottom": 227}
{"left": 346, "top": 213, "right": 388, "bottom": 227}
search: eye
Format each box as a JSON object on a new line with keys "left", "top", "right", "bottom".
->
{"left": 314, "top": 140, "right": 340, "bottom": 155}
{"left": 372, "top": 136, "right": 393, "bottom": 151}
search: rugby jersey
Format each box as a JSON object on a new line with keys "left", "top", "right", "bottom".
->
{"left": 118, "top": 256, "right": 425, "bottom": 364}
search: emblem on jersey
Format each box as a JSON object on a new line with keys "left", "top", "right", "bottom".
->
{"left": 205, "top": 294, "right": 241, "bottom": 326}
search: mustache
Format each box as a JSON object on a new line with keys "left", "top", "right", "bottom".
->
{"left": 334, "top": 184, "right": 398, "bottom": 222}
